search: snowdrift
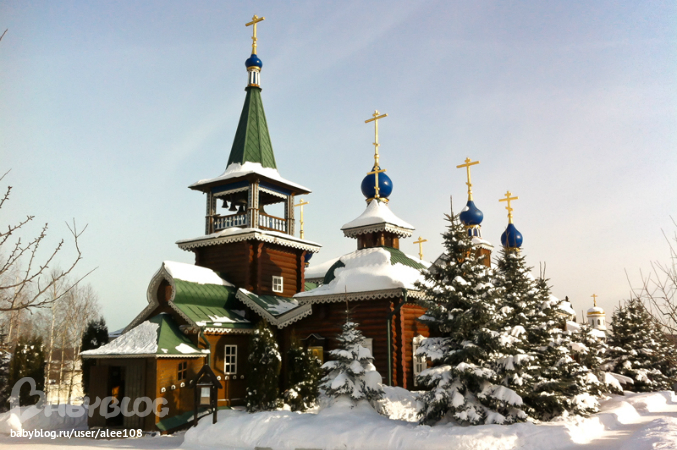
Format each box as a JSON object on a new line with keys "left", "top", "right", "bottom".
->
{"left": 0, "top": 405, "right": 88, "bottom": 434}
{"left": 183, "top": 390, "right": 677, "bottom": 450}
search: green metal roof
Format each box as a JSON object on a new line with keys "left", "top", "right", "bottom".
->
{"left": 227, "top": 87, "right": 277, "bottom": 169}
{"left": 171, "top": 280, "right": 251, "bottom": 329}
{"left": 153, "top": 314, "right": 204, "bottom": 356}
{"left": 304, "top": 281, "right": 319, "bottom": 291}
{"left": 323, "top": 246, "right": 426, "bottom": 284}
{"left": 237, "top": 290, "right": 302, "bottom": 317}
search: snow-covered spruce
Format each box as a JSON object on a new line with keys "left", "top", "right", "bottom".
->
{"left": 245, "top": 321, "right": 282, "bottom": 412}
{"left": 320, "top": 318, "right": 384, "bottom": 411}
{"left": 415, "top": 212, "right": 525, "bottom": 425}
{"left": 284, "top": 333, "right": 322, "bottom": 411}
{"left": 8, "top": 335, "right": 45, "bottom": 407}
{"left": 607, "top": 298, "right": 677, "bottom": 391}
{"left": 495, "top": 249, "right": 603, "bottom": 419}
{"left": 0, "top": 349, "right": 11, "bottom": 412}
{"left": 569, "top": 323, "right": 611, "bottom": 397}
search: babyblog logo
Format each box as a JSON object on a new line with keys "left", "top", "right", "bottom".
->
{"left": 10, "top": 378, "right": 169, "bottom": 421}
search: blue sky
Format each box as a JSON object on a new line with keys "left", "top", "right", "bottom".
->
{"left": 1, "top": 1, "right": 675, "bottom": 330}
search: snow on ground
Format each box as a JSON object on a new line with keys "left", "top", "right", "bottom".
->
{"left": 1, "top": 391, "right": 675, "bottom": 450}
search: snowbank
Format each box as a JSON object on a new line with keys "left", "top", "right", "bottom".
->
{"left": 0, "top": 405, "right": 88, "bottom": 434}
{"left": 183, "top": 391, "right": 677, "bottom": 450}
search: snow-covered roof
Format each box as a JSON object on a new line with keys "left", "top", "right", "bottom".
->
{"left": 341, "top": 201, "right": 414, "bottom": 239}
{"left": 236, "top": 289, "right": 312, "bottom": 328}
{"left": 471, "top": 236, "right": 494, "bottom": 250}
{"left": 176, "top": 227, "right": 321, "bottom": 253}
{"left": 164, "top": 261, "right": 234, "bottom": 287}
{"left": 82, "top": 314, "right": 205, "bottom": 358}
{"left": 587, "top": 306, "right": 605, "bottom": 315}
{"left": 295, "top": 247, "right": 427, "bottom": 302}
{"left": 305, "top": 256, "right": 341, "bottom": 281}
{"left": 189, "top": 162, "right": 311, "bottom": 194}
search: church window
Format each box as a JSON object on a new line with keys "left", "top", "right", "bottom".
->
{"left": 412, "top": 335, "right": 426, "bottom": 387}
{"left": 177, "top": 361, "right": 188, "bottom": 381}
{"left": 272, "top": 276, "right": 284, "bottom": 293}
{"left": 224, "top": 345, "right": 237, "bottom": 374}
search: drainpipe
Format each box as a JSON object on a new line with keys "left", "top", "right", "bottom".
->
{"left": 386, "top": 289, "right": 407, "bottom": 386}
{"left": 199, "top": 330, "right": 211, "bottom": 366}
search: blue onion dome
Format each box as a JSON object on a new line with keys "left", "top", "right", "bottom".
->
{"left": 304, "top": 252, "right": 313, "bottom": 263}
{"left": 501, "top": 223, "right": 523, "bottom": 249}
{"left": 245, "top": 54, "right": 263, "bottom": 69}
{"left": 459, "top": 200, "right": 484, "bottom": 226}
{"left": 361, "top": 169, "right": 393, "bottom": 199}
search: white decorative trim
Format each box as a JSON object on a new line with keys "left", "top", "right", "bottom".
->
{"left": 342, "top": 223, "right": 413, "bottom": 239}
{"left": 177, "top": 230, "right": 321, "bottom": 253}
{"left": 235, "top": 289, "right": 313, "bottom": 329}
{"left": 213, "top": 186, "right": 249, "bottom": 197}
{"left": 203, "top": 327, "right": 254, "bottom": 335}
{"left": 81, "top": 353, "right": 205, "bottom": 359}
{"left": 295, "top": 288, "right": 424, "bottom": 305}
{"left": 259, "top": 187, "right": 287, "bottom": 200}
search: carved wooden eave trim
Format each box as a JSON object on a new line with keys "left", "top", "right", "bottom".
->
{"left": 202, "top": 327, "right": 254, "bottom": 335}
{"left": 81, "top": 353, "right": 206, "bottom": 359}
{"left": 176, "top": 231, "right": 321, "bottom": 253}
{"left": 342, "top": 223, "right": 413, "bottom": 239}
{"left": 235, "top": 289, "right": 313, "bottom": 329}
{"left": 295, "top": 288, "right": 424, "bottom": 305}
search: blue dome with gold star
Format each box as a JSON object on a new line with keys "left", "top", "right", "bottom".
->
{"left": 245, "top": 54, "right": 263, "bottom": 68}
{"left": 459, "top": 200, "right": 483, "bottom": 226}
{"left": 501, "top": 223, "right": 523, "bottom": 249}
{"left": 361, "top": 170, "right": 393, "bottom": 199}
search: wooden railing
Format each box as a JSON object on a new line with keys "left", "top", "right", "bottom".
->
{"left": 213, "top": 214, "right": 248, "bottom": 231}
{"left": 258, "top": 213, "right": 287, "bottom": 233}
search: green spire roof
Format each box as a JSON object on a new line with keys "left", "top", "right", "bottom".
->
{"left": 227, "top": 87, "right": 277, "bottom": 169}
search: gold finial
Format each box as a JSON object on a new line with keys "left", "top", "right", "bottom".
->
{"left": 365, "top": 110, "right": 388, "bottom": 199}
{"left": 591, "top": 293, "right": 598, "bottom": 307}
{"left": 413, "top": 236, "right": 428, "bottom": 260}
{"left": 456, "top": 157, "right": 480, "bottom": 201}
{"left": 245, "top": 15, "right": 265, "bottom": 54}
{"left": 294, "top": 199, "right": 309, "bottom": 239}
{"left": 499, "top": 190, "right": 519, "bottom": 224}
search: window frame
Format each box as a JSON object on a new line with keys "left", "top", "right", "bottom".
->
{"left": 272, "top": 276, "right": 284, "bottom": 293}
{"left": 177, "top": 361, "right": 188, "bottom": 381}
{"left": 412, "top": 335, "right": 426, "bottom": 387}
{"left": 224, "top": 345, "right": 237, "bottom": 375}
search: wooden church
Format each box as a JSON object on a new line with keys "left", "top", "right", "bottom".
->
{"left": 81, "top": 15, "right": 498, "bottom": 432}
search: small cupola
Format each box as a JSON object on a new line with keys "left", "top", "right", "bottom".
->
{"left": 456, "top": 158, "right": 484, "bottom": 238}
{"left": 587, "top": 293, "right": 607, "bottom": 331}
{"left": 499, "top": 190, "right": 523, "bottom": 251}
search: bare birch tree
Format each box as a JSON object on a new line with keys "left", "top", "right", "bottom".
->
{"left": 627, "top": 218, "right": 677, "bottom": 335}
{"left": 0, "top": 171, "right": 94, "bottom": 315}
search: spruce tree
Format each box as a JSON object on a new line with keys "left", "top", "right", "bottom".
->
{"left": 525, "top": 278, "right": 603, "bottom": 418}
{"left": 608, "top": 298, "right": 677, "bottom": 391}
{"left": 321, "top": 316, "right": 384, "bottom": 411}
{"left": 81, "top": 317, "right": 109, "bottom": 397}
{"left": 8, "top": 335, "right": 46, "bottom": 406}
{"left": 415, "top": 213, "right": 525, "bottom": 425}
{"left": 283, "top": 333, "right": 322, "bottom": 411}
{"left": 245, "top": 321, "right": 282, "bottom": 412}
{"left": 569, "top": 324, "right": 608, "bottom": 397}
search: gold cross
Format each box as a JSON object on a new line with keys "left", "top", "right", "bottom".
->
{"left": 456, "top": 157, "right": 480, "bottom": 201}
{"left": 499, "top": 191, "right": 519, "bottom": 224}
{"left": 294, "top": 199, "right": 309, "bottom": 239}
{"left": 413, "top": 236, "right": 427, "bottom": 260}
{"left": 591, "top": 293, "right": 598, "bottom": 307}
{"left": 365, "top": 110, "right": 388, "bottom": 168}
{"left": 367, "top": 166, "right": 387, "bottom": 199}
{"left": 245, "top": 15, "right": 265, "bottom": 54}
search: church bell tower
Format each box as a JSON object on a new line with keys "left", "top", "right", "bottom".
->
{"left": 176, "top": 15, "right": 321, "bottom": 297}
